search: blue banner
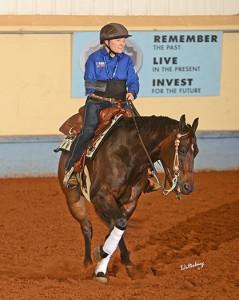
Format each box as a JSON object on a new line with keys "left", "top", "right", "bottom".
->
{"left": 72, "top": 31, "right": 222, "bottom": 98}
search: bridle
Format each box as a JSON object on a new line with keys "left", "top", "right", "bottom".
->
{"left": 162, "top": 132, "right": 189, "bottom": 199}
{"left": 126, "top": 99, "right": 190, "bottom": 199}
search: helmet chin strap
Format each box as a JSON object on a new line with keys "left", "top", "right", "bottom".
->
{"left": 104, "top": 41, "right": 118, "bottom": 58}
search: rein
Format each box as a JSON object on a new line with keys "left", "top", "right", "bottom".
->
{"left": 126, "top": 99, "right": 189, "bottom": 198}
{"left": 126, "top": 99, "right": 165, "bottom": 189}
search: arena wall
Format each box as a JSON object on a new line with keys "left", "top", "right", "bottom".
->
{"left": 0, "top": 0, "right": 238, "bottom": 16}
{"left": 0, "top": 15, "right": 239, "bottom": 135}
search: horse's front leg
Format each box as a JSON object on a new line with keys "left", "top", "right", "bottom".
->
{"left": 91, "top": 186, "right": 128, "bottom": 282}
{"left": 119, "top": 236, "right": 131, "bottom": 266}
{"left": 119, "top": 186, "right": 141, "bottom": 266}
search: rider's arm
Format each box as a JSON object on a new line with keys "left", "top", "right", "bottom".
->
{"left": 126, "top": 57, "right": 139, "bottom": 99}
{"left": 84, "top": 55, "right": 97, "bottom": 95}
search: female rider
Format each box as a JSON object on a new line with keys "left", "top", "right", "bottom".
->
{"left": 63, "top": 23, "right": 159, "bottom": 192}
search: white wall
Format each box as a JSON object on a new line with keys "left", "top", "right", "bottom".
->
{"left": 0, "top": 0, "right": 238, "bottom": 16}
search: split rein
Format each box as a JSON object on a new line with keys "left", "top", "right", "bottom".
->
{"left": 126, "top": 99, "right": 189, "bottom": 198}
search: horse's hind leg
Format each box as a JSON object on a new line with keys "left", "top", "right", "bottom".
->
{"left": 67, "top": 194, "right": 93, "bottom": 266}
{"left": 59, "top": 152, "right": 92, "bottom": 266}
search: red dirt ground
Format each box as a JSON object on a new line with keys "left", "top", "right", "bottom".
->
{"left": 0, "top": 171, "right": 238, "bottom": 300}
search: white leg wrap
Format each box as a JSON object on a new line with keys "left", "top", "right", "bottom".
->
{"left": 95, "top": 255, "right": 111, "bottom": 275}
{"left": 103, "top": 226, "right": 124, "bottom": 256}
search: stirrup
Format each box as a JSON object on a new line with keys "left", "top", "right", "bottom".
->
{"left": 63, "top": 167, "right": 78, "bottom": 189}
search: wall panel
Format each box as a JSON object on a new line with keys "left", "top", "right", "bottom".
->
{"left": 93, "top": 0, "right": 112, "bottom": 15}
{"left": 0, "top": 34, "right": 77, "bottom": 135}
{"left": 150, "top": 0, "right": 169, "bottom": 16}
{"left": 0, "top": 0, "right": 238, "bottom": 16}
{"left": 132, "top": 0, "right": 150, "bottom": 15}
{"left": 187, "top": 0, "right": 206, "bottom": 16}
{"left": 205, "top": 0, "right": 224, "bottom": 15}
{"left": 0, "top": 0, "right": 17, "bottom": 14}
{"left": 73, "top": 0, "right": 92, "bottom": 15}
{"left": 0, "top": 1, "right": 12, "bottom": 14}
{"left": 55, "top": 0, "right": 72, "bottom": 15}
{"left": 112, "top": 0, "right": 131, "bottom": 16}
{"left": 223, "top": 0, "right": 239, "bottom": 15}
{"left": 36, "top": 0, "right": 52, "bottom": 15}
{"left": 168, "top": 0, "right": 188, "bottom": 16}
{"left": 16, "top": 0, "right": 36, "bottom": 14}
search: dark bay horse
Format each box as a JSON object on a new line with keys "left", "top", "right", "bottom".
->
{"left": 58, "top": 114, "right": 199, "bottom": 282}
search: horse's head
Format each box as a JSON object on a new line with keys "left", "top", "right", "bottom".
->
{"left": 159, "top": 114, "right": 199, "bottom": 196}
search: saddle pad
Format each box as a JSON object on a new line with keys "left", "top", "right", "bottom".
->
{"left": 54, "top": 114, "right": 124, "bottom": 159}
{"left": 54, "top": 136, "right": 76, "bottom": 153}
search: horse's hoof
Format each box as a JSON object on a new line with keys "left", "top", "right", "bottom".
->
{"left": 93, "top": 246, "right": 102, "bottom": 260}
{"left": 83, "top": 259, "right": 93, "bottom": 268}
{"left": 125, "top": 264, "right": 135, "bottom": 279}
{"left": 95, "top": 272, "right": 108, "bottom": 283}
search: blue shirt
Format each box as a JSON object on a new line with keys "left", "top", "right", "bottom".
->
{"left": 84, "top": 47, "right": 139, "bottom": 98}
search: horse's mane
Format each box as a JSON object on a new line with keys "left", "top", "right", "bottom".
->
{"left": 131, "top": 115, "right": 193, "bottom": 138}
{"left": 135, "top": 115, "right": 179, "bottom": 134}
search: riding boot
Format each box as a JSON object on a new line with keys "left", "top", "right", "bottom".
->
{"left": 63, "top": 167, "right": 78, "bottom": 189}
{"left": 144, "top": 178, "right": 161, "bottom": 193}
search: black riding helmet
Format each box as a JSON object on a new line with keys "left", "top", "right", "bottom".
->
{"left": 100, "top": 23, "right": 132, "bottom": 44}
{"left": 100, "top": 23, "right": 132, "bottom": 57}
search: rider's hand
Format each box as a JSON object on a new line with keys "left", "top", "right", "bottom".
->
{"left": 126, "top": 92, "right": 135, "bottom": 101}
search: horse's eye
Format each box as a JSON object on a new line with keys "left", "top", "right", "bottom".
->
{"left": 179, "top": 146, "right": 186, "bottom": 155}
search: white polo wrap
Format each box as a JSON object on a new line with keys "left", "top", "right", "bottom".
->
{"left": 103, "top": 226, "right": 124, "bottom": 256}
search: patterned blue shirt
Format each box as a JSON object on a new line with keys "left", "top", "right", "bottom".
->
{"left": 84, "top": 47, "right": 139, "bottom": 98}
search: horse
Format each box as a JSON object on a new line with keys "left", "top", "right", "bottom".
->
{"left": 57, "top": 113, "right": 199, "bottom": 282}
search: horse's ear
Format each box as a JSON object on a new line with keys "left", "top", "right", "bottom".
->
{"left": 191, "top": 117, "right": 199, "bottom": 133}
{"left": 179, "top": 114, "right": 186, "bottom": 132}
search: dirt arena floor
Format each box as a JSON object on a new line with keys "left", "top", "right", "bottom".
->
{"left": 0, "top": 171, "right": 238, "bottom": 300}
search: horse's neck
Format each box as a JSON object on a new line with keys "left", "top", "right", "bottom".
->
{"left": 136, "top": 116, "right": 178, "bottom": 159}
{"left": 138, "top": 116, "right": 178, "bottom": 142}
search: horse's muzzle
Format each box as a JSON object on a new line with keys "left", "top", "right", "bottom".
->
{"left": 179, "top": 181, "right": 194, "bottom": 195}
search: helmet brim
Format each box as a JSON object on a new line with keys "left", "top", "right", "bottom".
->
{"left": 101, "top": 35, "right": 132, "bottom": 44}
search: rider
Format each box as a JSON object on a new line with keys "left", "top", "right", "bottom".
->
{"left": 63, "top": 23, "right": 160, "bottom": 192}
